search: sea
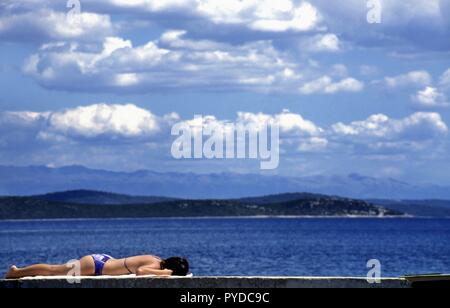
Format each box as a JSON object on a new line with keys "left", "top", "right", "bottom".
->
{"left": 1, "top": 217, "right": 449, "bottom": 278}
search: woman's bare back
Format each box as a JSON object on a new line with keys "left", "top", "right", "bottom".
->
{"left": 103, "top": 255, "right": 162, "bottom": 276}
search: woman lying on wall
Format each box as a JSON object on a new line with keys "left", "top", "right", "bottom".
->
{"left": 5, "top": 254, "right": 189, "bottom": 279}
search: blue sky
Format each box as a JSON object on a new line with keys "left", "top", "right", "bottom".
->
{"left": 0, "top": 0, "right": 450, "bottom": 184}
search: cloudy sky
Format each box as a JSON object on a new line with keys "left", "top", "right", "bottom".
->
{"left": 1, "top": 0, "right": 450, "bottom": 184}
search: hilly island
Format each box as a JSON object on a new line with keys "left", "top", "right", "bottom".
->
{"left": 0, "top": 190, "right": 405, "bottom": 220}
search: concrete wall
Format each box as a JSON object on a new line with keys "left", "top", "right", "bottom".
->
{"left": 0, "top": 276, "right": 411, "bottom": 288}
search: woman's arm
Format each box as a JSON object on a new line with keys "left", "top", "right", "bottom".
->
{"left": 136, "top": 266, "right": 173, "bottom": 277}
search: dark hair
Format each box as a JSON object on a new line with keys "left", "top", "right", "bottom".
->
{"left": 161, "top": 257, "right": 189, "bottom": 276}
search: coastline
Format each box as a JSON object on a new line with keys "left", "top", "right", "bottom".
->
{"left": 2, "top": 214, "right": 449, "bottom": 223}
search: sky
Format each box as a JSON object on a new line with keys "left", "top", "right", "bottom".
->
{"left": 0, "top": 0, "right": 450, "bottom": 184}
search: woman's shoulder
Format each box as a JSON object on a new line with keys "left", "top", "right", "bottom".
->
{"left": 142, "top": 254, "right": 162, "bottom": 260}
{"left": 133, "top": 254, "right": 162, "bottom": 262}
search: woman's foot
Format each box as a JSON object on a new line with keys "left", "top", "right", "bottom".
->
{"left": 5, "top": 265, "right": 19, "bottom": 279}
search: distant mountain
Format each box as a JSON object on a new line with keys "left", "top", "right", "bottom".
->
{"left": 1, "top": 165, "right": 450, "bottom": 200}
{"left": 35, "top": 190, "right": 176, "bottom": 205}
{"left": 0, "top": 193, "right": 402, "bottom": 220}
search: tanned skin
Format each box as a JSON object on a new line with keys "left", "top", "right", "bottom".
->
{"left": 5, "top": 255, "right": 172, "bottom": 279}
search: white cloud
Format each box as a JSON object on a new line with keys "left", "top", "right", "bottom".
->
{"left": 105, "top": 0, "right": 322, "bottom": 33}
{"left": 311, "top": 34, "right": 340, "bottom": 52}
{"left": 297, "top": 137, "right": 328, "bottom": 152}
{"left": 3, "top": 106, "right": 324, "bottom": 147}
{"left": 159, "top": 30, "right": 227, "bottom": 51}
{"left": 384, "top": 71, "right": 432, "bottom": 89}
{"left": 0, "top": 111, "right": 49, "bottom": 150}
{"left": 330, "top": 64, "right": 349, "bottom": 78}
{"left": 411, "top": 87, "right": 449, "bottom": 108}
{"left": 299, "top": 33, "right": 341, "bottom": 53}
{"left": 108, "top": 0, "right": 192, "bottom": 12}
{"left": 95, "top": 0, "right": 450, "bottom": 53}
{"left": 173, "top": 109, "right": 328, "bottom": 156}
{"left": 114, "top": 73, "right": 140, "bottom": 87}
{"left": 1, "top": 111, "right": 48, "bottom": 125}
{"left": 237, "top": 110, "right": 323, "bottom": 136}
{"left": 178, "top": 109, "right": 323, "bottom": 138}
{"left": 439, "top": 68, "right": 450, "bottom": 88}
{"left": 24, "top": 32, "right": 364, "bottom": 95}
{"left": 46, "top": 104, "right": 163, "bottom": 138}
{"left": 299, "top": 77, "right": 331, "bottom": 95}
{"left": 325, "top": 78, "right": 364, "bottom": 94}
{"left": 23, "top": 34, "right": 282, "bottom": 92}
{"left": 299, "top": 76, "right": 364, "bottom": 95}
{"left": 331, "top": 112, "right": 448, "bottom": 151}
{"left": 0, "top": 9, "right": 114, "bottom": 42}
{"left": 312, "top": 0, "right": 450, "bottom": 52}
{"left": 4, "top": 0, "right": 449, "bottom": 54}
{"left": 1, "top": 104, "right": 178, "bottom": 142}
{"left": 248, "top": 1, "right": 321, "bottom": 32}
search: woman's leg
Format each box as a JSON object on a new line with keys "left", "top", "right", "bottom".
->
{"left": 5, "top": 263, "right": 71, "bottom": 279}
{"left": 5, "top": 256, "right": 95, "bottom": 279}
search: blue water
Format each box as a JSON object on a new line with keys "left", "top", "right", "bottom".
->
{"left": 1, "top": 218, "right": 449, "bottom": 278}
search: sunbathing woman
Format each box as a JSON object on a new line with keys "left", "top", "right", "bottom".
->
{"left": 5, "top": 254, "right": 189, "bottom": 279}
